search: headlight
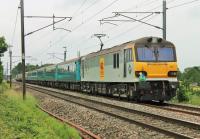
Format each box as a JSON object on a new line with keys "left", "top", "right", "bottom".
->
{"left": 168, "top": 71, "right": 177, "bottom": 77}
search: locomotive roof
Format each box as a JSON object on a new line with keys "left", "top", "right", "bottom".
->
{"left": 84, "top": 41, "right": 133, "bottom": 59}
{"left": 83, "top": 36, "right": 174, "bottom": 59}
{"left": 134, "top": 37, "right": 174, "bottom": 45}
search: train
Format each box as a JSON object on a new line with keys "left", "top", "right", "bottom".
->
{"left": 16, "top": 37, "right": 179, "bottom": 103}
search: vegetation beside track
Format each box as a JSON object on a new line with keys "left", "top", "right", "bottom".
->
{"left": 172, "top": 66, "right": 200, "bottom": 106}
{"left": 172, "top": 86, "right": 200, "bottom": 106}
{"left": 0, "top": 84, "right": 80, "bottom": 139}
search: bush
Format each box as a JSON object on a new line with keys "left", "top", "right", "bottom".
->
{"left": 177, "top": 84, "right": 189, "bottom": 102}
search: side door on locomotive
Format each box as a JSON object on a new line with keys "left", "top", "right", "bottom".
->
{"left": 123, "top": 45, "right": 135, "bottom": 81}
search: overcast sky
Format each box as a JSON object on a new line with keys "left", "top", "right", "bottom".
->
{"left": 0, "top": 0, "right": 200, "bottom": 74}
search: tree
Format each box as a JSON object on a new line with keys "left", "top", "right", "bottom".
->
{"left": 26, "top": 63, "right": 39, "bottom": 72}
{"left": 0, "top": 36, "right": 8, "bottom": 83}
{"left": 177, "top": 69, "right": 182, "bottom": 81}
{"left": 177, "top": 82, "right": 189, "bottom": 102}
{"left": 0, "top": 37, "right": 8, "bottom": 54}
{"left": 12, "top": 62, "right": 22, "bottom": 78}
{"left": 182, "top": 66, "right": 200, "bottom": 85}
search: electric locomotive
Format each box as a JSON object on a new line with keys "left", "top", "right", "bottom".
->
{"left": 21, "top": 36, "right": 178, "bottom": 102}
{"left": 81, "top": 37, "right": 178, "bottom": 102}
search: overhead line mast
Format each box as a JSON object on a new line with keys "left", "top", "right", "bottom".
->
{"left": 19, "top": 0, "right": 72, "bottom": 100}
{"left": 63, "top": 47, "right": 67, "bottom": 62}
{"left": 20, "top": 0, "right": 26, "bottom": 100}
{"left": 163, "top": 0, "right": 166, "bottom": 40}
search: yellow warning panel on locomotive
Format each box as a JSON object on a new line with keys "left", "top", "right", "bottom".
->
{"left": 99, "top": 57, "right": 105, "bottom": 80}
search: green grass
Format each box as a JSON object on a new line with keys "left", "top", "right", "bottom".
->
{"left": 192, "top": 86, "right": 200, "bottom": 91}
{"left": 186, "top": 91, "right": 200, "bottom": 106}
{"left": 0, "top": 87, "right": 81, "bottom": 139}
{"left": 0, "top": 82, "right": 9, "bottom": 93}
{"left": 171, "top": 90, "right": 200, "bottom": 106}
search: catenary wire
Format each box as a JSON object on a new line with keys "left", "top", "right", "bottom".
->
{"left": 41, "top": 1, "right": 162, "bottom": 62}
{"left": 34, "top": 0, "right": 103, "bottom": 59}
{"left": 81, "top": 14, "right": 159, "bottom": 51}
{"left": 35, "top": 0, "right": 178, "bottom": 64}
{"left": 168, "top": 0, "right": 200, "bottom": 9}
{"left": 52, "top": 0, "right": 160, "bottom": 51}
{"left": 51, "top": 0, "right": 121, "bottom": 47}
{"left": 72, "top": 0, "right": 88, "bottom": 17}
{"left": 38, "top": 1, "right": 162, "bottom": 64}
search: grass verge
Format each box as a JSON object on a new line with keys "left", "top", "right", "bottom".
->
{"left": 171, "top": 91, "right": 200, "bottom": 106}
{"left": 0, "top": 86, "right": 81, "bottom": 139}
{"left": 185, "top": 91, "right": 200, "bottom": 106}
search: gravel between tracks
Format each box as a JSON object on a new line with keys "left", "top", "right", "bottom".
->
{"left": 13, "top": 85, "right": 173, "bottom": 139}
{"left": 34, "top": 84, "right": 200, "bottom": 124}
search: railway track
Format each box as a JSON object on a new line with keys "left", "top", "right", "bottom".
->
{"left": 93, "top": 95, "right": 200, "bottom": 117}
{"left": 26, "top": 84, "right": 200, "bottom": 139}
{"left": 140, "top": 102, "right": 200, "bottom": 117}
{"left": 164, "top": 103, "right": 200, "bottom": 116}
{"left": 16, "top": 81, "right": 200, "bottom": 117}
{"left": 87, "top": 94, "right": 200, "bottom": 117}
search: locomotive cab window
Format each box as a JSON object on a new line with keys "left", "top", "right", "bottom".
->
{"left": 113, "top": 53, "right": 119, "bottom": 69}
{"left": 136, "top": 45, "right": 176, "bottom": 62}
